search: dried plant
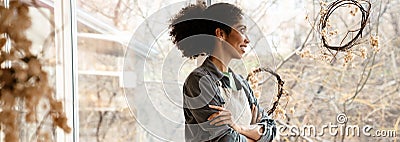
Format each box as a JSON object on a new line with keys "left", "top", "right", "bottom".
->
{"left": 247, "top": 67, "right": 289, "bottom": 118}
{"left": 319, "top": 0, "right": 371, "bottom": 51}
{"left": 0, "top": 1, "right": 70, "bottom": 142}
{"left": 298, "top": 0, "right": 377, "bottom": 66}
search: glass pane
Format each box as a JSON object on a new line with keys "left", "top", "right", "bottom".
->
{"left": 76, "top": 0, "right": 184, "bottom": 141}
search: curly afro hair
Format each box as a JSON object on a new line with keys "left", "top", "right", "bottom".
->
{"left": 169, "top": 3, "right": 243, "bottom": 59}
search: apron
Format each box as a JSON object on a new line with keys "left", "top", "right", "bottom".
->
{"left": 218, "top": 84, "right": 252, "bottom": 126}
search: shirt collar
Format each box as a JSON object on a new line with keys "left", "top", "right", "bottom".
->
{"left": 201, "top": 56, "right": 224, "bottom": 79}
{"left": 200, "top": 56, "right": 243, "bottom": 90}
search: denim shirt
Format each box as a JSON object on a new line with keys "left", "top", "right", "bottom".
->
{"left": 183, "top": 56, "right": 277, "bottom": 142}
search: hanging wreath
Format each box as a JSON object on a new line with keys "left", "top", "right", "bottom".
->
{"left": 319, "top": 0, "right": 371, "bottom": 51}
{"left": 247, "top": 67, "right": 287, "bottom": 117}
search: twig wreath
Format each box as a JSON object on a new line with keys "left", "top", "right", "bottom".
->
{"left": 247, "top": 67, "right": 286, "bottom": 116}
{"left": 319, "top": 0, "right": 371, "bottom": 51}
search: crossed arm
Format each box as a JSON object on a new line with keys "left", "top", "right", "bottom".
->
{"left": 184, "top": 73, "right": 276, "bottom": 141}
{"left": 207, "top": 105, "right": 263, "bottom": 141}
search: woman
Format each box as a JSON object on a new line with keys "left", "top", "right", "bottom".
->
{"left": 169, "top": 2, "right": 276, "bottom": 142}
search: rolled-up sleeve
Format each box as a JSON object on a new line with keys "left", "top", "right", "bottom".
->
{"left": 253, "top": 99, "right": 277, "bottom": 142}
{"left": 256, "top": 115, "right": 276, "bottom": 142}
{"left": 239, "top": 75, "right": 277, "bottom": 142}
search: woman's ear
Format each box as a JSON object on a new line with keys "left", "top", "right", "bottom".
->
{"left": 215, "top": 28, "right": 226, "bottom": 40}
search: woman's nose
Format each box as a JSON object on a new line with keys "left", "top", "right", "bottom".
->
{"left": 244, "top": 35, "right": 250, "bottom": 44}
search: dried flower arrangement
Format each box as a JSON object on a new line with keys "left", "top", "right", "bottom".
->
{"left": 300, "top": 0, "right": 378, "bottom": 66}
{"left": 0, "top": 1, "right": 70, "bottom": 142}
{"left": 319, "top": 0, "right": 371, "bottom": 51}
{"left": 247, "top": 67, "right": 289, "bottom": 119}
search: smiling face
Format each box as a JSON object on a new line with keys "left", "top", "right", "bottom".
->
{"left": 223, "top": 18, "right": 250, "bottom": 59}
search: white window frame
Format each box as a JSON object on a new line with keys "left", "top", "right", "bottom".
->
{"left": 54, "top": 0, "right": 78, "bottom": 141}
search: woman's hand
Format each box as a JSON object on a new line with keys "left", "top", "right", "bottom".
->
{"left": 207, "top": 105, "right": 242, "bottom": 133}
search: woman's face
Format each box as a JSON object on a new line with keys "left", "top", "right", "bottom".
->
{"left": 224, "top": 18, "right": 250, "bottom": 59}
